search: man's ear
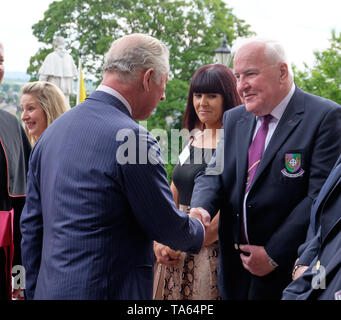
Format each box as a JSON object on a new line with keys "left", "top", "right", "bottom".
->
{"left": 279, "top": 62, "right": 289, "bottom": 82}
{"left": 142, "top": 68, "right": 154, "bottom": 91}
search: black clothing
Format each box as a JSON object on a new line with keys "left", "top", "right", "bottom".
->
{"left": 172, "top": 145, "right": 215, "bottom": 206}
{"left": 0, "top": 110, "right": 31, "bottom": 300}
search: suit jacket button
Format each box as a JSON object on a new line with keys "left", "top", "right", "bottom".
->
{"left": 234, "top": 243, "right": 239, "bottom": 250}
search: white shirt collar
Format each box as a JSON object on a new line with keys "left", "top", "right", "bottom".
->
{"left": 96, "top": 84, "right": 132, "bottom": 116}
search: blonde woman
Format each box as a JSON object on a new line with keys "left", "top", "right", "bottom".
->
{"left": 20, "top": 81, "right": 70, "bottom": 145}
{"left": 10, "top": 81, "right": 69, "bottom": 300}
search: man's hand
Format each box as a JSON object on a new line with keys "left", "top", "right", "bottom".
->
{"left": 189, "top": 207, "right": 211, "bottom": 229}
{"left": 292, "top": 265, "right": 308, "bottom": 280}
{"left": 291, "top": 258, "right": 308, "bottom": 280}
{"left": 239, "top": 244, "right": 276, "bottom": 277}
{"left": 153, "top": 241, "right": 181, "bottom": 267}
{"left": 12, "top": 288, "right": 25, "bottom": 300}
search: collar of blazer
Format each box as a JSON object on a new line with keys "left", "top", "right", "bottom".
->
{"left": 236, "top": 86, "right": 304, "bottom": 197}
{"left": 86, "top": 90, "right": 132, "bottom": 118}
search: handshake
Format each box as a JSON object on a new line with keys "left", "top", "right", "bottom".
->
{"left": 189, "top": 206, "right": 211, "bottom": 230}
{"left": 154, "top": 207, "right": 211, "bottom": 267}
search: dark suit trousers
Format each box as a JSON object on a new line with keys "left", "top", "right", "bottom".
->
{"left": 235, "top": 264, "right": 291, "bottom": 300}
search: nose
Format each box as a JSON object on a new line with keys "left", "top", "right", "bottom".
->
{"left": 160, "top": 92, "right": 166, "bottom": 101}
{"left": 199, "top": 94, "right": 209, "bottom": 106}
{"left": 237, "top": 76, "right": 250, "bottom": 94}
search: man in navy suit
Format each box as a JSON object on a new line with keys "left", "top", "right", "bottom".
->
{"left": 190, "top": 38, "right": 341, "bottom": 300}
{"left": 20, "top": 33, "right": 209, "bottom": 300}
{"left": 282, "top": 155, "right": 341, "bottom": 300}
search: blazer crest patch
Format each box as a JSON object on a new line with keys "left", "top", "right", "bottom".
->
{"left": 281, "top": 153, "right": 304, "bottom": 178}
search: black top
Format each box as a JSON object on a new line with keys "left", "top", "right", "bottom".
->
{"left": 0, "top": 146, "right": 11, "bottom": 210}
{"left": 0, "top": 110, "right": 31, "bottom": 290}
{"left": 172, "top": 145, "right": 215, "bottom": 206}
{"left": 0, "top": 110, "right": 31, "bottom": 197}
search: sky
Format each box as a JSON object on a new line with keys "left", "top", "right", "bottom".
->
{"left": 0, "top": 0, "right": 57, "bottom": 74}
{"left": 227, "top": 0, "right": 341, "bottom": 69}
{"left": 0, "top": 0, "right": 340, "bottom": 74}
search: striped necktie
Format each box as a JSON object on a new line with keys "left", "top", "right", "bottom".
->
{"left": 245, "top": 114, "right": 273, "bottom": 193}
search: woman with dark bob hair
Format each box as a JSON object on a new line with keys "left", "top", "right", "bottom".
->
{"left": 154, "top": 64, "right": 242, "bottom": 300}
{"left": 182, "top": 63, "right": 241, "bottom": 131}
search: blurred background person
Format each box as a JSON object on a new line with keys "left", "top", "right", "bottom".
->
{"left": 0, "top": 41, "right": 31, "bottom": 300}
{"left": 154, "top": 64, "right": 242, "bottom": 300}
{"left": 20, "top": 81, "right": 70, "bottom": 146}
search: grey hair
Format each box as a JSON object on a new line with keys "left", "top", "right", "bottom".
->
{"left": 232, "top": 37, "right": 293, "bottom": 77}
{"left": 103, "top": 34, "right": 169, "bottom": 83}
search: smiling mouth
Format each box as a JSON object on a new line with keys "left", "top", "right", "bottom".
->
{"left": 25, "top": 122, "right": 36, "bottom": 129}
{"left": 244, "top": 94, "right": 256, "bottom": 99}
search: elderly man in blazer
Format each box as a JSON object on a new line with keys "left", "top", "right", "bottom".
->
{"left": 20, "top": 34, "right": 209, "bottom": 300}
{"left": 190, "top": 38, "right": 341, "bottom": 300}
{"left": 282, "top": 154, "right": 341, "bottom": 300}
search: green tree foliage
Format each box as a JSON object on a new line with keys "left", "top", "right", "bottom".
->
{"left": 28, "top": 0, "right": 252, "bottom": 110}
{"left": 294, "top": 30, "right": 341, "bottom": 104}
{"left": 28, "top": 0, "right": 254, "bottom": 180}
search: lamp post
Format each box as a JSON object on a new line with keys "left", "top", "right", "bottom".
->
{"left": 214, "top": 36, "right": 231, "bottom": 66}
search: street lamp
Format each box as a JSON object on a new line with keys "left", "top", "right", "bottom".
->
{"left": 214, "top": 36, "right": 231, "bottom": 66}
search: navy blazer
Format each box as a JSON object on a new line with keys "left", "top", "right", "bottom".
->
{"left": 191, "top": 86, "right": 341, "bottom": 300}
{"left": 282, "top": 155, "right": 341, "bottom": 300}
{"left": 20, "top": 90, "right": 204, "bottom": 300}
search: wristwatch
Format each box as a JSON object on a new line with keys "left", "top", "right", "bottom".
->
{"left": 268, "top": 256, "right": 279, "bottom": 268}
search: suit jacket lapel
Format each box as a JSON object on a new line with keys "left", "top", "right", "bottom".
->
{"left": 319, "top": 172, "right": 341, "bottom": 243}
{"left": 251, "top": 87, "right": 304, "bottom": 189}
{"left": 236, "top": 111, "right": 256, "bottom": 201}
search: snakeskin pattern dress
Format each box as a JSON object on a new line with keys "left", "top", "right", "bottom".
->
{"left": 154, "top": 145, "right": 221, "bottom": 300}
